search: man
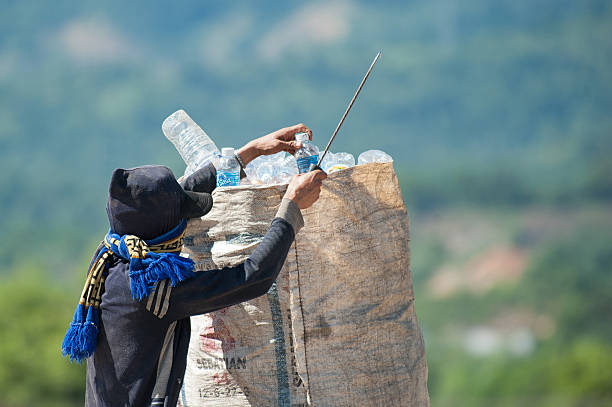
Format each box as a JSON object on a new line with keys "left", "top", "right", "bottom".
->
{"left": 62, "top": 124, "right": 327, "bottom": 406}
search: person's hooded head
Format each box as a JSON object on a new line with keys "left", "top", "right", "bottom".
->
{"left": 106, "top": 165, "right": 212, "bottom": 239}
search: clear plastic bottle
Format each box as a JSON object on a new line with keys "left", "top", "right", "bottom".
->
{"left": 357, "top": 150, "right": 393, "bottom": 165}
{"left": 162, "top": 109, "right": 220, "bottom": 177}
{"left": 256, "top": 162, "right": 278, "bottom": 184}
{"left": 327, "top": 152, "right": 356, "bottom": 173}
{"left": 294, "top": 132, "right": 319, "bottom": 174}
{"left": 320, "top": 151, "right": 335, "bottom": 173}
{"left": 216, "top": 148, "right": 240, "bottom": 187}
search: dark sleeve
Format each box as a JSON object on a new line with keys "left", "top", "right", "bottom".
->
{"left": 180, "top": 162, "right": 217, "bottom": 193}
{"left": 162, "top": 217, "right": 295, "bottom": 321}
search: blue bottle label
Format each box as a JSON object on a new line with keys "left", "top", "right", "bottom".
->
{"left": 296, "top": 155, "right": 319, "bottom": 174}
{"left": 216, "top": 171, "right": 240, "bottom": 187}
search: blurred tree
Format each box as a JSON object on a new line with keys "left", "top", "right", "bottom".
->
{"left": 521, "top": 226, "right": 612, "bottom": 342}
{"left": 422, "top": 226, "right": 612, "bottom": 406}
{"left": 0, "top": 267, "right": 85, "bottom": 407}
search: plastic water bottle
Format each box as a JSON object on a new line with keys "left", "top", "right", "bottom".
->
{"left": 357, "top": 150, "right": 393, "bottom": 165}
{"left": 278, "top": 155, "right": 298, "bottom": 183}
{"left": 294, "top": 132, "right": 319, "bottom": 174}
{"left": 162, "top": 109, "right": 220, "bottom": 177}
{"left": 319, "top": 151, "right": 334, "bottom": 172}
{"left": 256, "top": 161, "right": 278, "bottom": 184}
{"left": 216, "top": 148, "right": 240, "bottom": 187}
{"left": 327, "top": 152, "right": 356, "bottom": 173}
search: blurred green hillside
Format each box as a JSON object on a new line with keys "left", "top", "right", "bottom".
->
{"left": 0, "top": 0, "right": 611, "bottom": 406}
{"left": 2, "top": 0, "right": 611, "bottom": 270}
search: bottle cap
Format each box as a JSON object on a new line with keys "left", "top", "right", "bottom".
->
{"left": 295, "top": 132, "right": 309, "bottom": 142}
{"left": 221, "top": 147, "right": 234, "bottom": 156}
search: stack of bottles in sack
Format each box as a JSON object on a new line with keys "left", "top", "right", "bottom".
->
{"left": 162, "top": 110, "right": 393, "bottom": 186}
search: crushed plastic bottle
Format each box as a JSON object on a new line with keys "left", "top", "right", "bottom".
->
{"left": 357, "top": 150, "right": 393, "bottom": 165}
{"left": 334, "top": 152, "right": 355, "bottom": 167}
{"left": 244, "top": 162, "right": 259, "bottom": 184}
{"left": 241, "top": 141, "right": 392, "bottom": 184}
{"left": 244, "top": 155, "right": 267, "bottom": 184}
{"left": 294, "top": 132, "right": 319, "bottom": 174}
{"left": 162, "top": 109, "right": 220, "bottom": 177}
{"left": 216, "top": 147, "right": 240, "bottom": 187}
{"left": 277, "top": 155, "right": 298, "bottom": 183}
{"left": 256, "top": 161, "right": 278, "bottom": 184}
{"left": 320, "top": 152, "right": 336, "bottom": 173}
{"left": 327, "top": 152, "right": 355, "bottom": 173}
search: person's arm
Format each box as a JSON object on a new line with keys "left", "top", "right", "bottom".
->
{"left": 147, "top": 171, "right": 326, "bottom": 321}
{"left": 179, "top": 123, "right": 312, "bottom": 188}
{"left": 160, "top": 207, "right": 299, "bottom": 320}
{"left": 235, "top": 123, "right": 312, "bottom": 167}
{"left": 180, "top": 162, "right": 217, "bottom": 193}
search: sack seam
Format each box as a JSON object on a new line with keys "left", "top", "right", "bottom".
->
{"left": 293, "top": 240, "right": 312, "bottom": 403}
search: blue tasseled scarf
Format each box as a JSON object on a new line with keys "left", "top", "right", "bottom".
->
{"left": 61, "top": 220, "right": 195, "bottom": 363}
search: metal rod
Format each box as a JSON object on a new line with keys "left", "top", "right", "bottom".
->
{"left": 317, "top": 51, "right": 382, "bottom": 167}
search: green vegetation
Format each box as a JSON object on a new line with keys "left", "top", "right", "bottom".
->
{"left": 413, "top": 211, "right": 612, "bottom": 406}
{"left": 0, "top": 0, "right": 611, "bottom": 405}
{"left": 0, "top": 268, "right": 84, "bottom": 407}
{"left": 430, "top": 339, "right": 612, "bottom": 407}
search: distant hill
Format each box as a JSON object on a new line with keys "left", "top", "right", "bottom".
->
{"left": 1, "top": 0, "right": 611, "bottom": 270}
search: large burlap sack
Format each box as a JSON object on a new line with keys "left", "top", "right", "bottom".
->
{"left": 178, "top": 162, "right": 429, "bottom": 406}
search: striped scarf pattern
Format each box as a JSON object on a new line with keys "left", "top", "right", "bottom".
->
{"left": 62, "top": 220, "right": 195, "bottom": 363}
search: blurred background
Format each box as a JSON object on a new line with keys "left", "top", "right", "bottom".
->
{"left": 1, "top": 0, "right": 611, "bottom": 406}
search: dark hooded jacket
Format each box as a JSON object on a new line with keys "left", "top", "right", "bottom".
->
{"left": 85, "top": 163, "right": 303, "bottom": 406}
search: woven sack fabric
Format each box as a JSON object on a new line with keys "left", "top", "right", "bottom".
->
{"left": 179, "top": 162, "right": 429, "bottom": 407}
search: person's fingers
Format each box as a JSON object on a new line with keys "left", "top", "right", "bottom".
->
{"left": 289, "top": 123, "right": 312, "bottom": 140}
{"left": 305, "top": 127, "right": 312, "bottom": 140}
{"left": 305, "top": 127, "right": 313, "bottom": 140}
{"left": 312, "top": 170, "right": 327, "bottom": 182}
{"left": 286, "top": 140, "right": 302, "bottom": 150}
{"left": 303, "top": 171, "right": 317, "bottom": 184}
{"left": 277, "top": 140, "right": 305, "bottom": 156}
{"left": 277, "top": 140, "right": 294, "bottom": 152}
{"left": 309, "top": 173, "right": 323, "bottom": 185}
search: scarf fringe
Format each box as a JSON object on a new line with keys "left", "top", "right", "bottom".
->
{"left": 61, "top": 304, "right": 100, "bottom": 363}
{"left": 129, "top": 253, "right": 195, "bottom": 301}
{"left": 62, "top": 220, "right": 193, "bottom": 362}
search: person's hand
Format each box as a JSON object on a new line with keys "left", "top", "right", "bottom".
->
{"left": 254, "top": 123, "right": 313, "bottom": 156}
{"left": 236, "top": 124, "right": 313, "bottom": 166}
{"left": 283, "top": 170, "right": 327, "bottom": 210}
